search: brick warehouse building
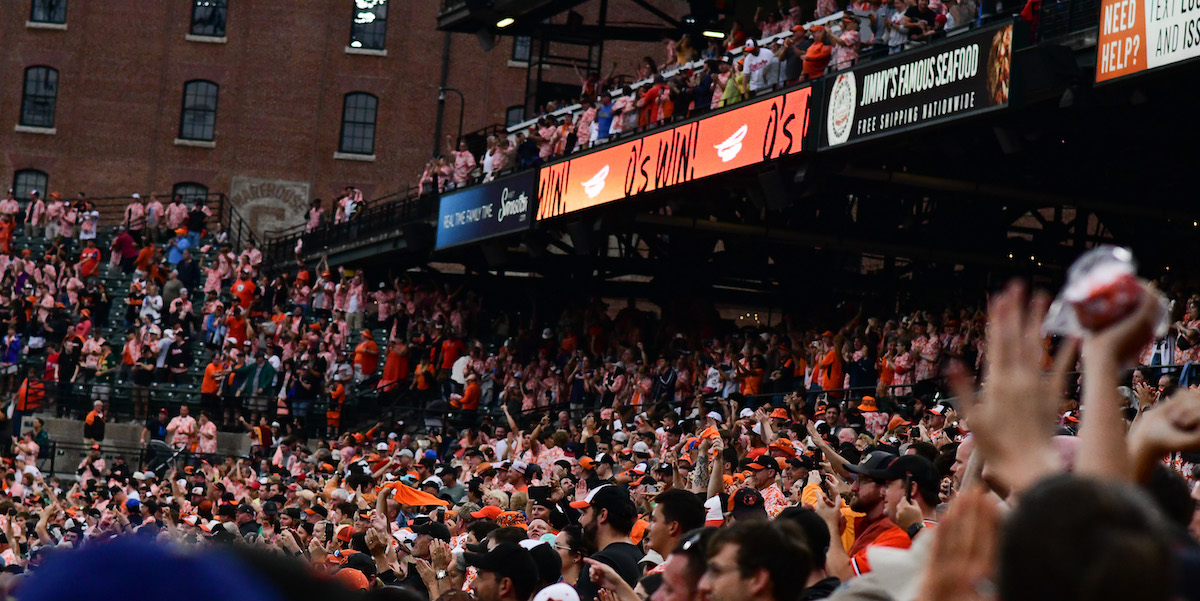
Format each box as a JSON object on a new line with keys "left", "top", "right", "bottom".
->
{"left": 0, "top": 0, "right": 667, "bottom": 235}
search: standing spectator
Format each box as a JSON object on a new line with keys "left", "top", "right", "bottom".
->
{"left": 145, "top": 194, "right": 164, "bottom": 244}
{"left": 78, "top": 206, "right": 100, "bottom": 246}
{"left": 166, "top": 228, "right": 190, "bottom": 267}
{"left": 165, "top": 194, "right": 189, "bottom": 235}
{"left": 305, "top": 198, "right": 325, "bottom": 233}
{"left": 23, "top": 189, "right": 45, "bottom": 238}
{"left": 448, "top": 137, "right": 478, "bottom": 187}
{"left": 742, "top": 39, "right": 778, "bottom": 93}
{"left": 481, "top": 135, "right": 498, "bottom": 181}
{"left": 594, "top": 94, "right": 615, "bottom": 142}
{"left": 111, "top": 228, "right": 139, "bottom": 275}
{"left": 176, "top": 250, "right": 201, "bottom": 293}
{"left": 803, "top": 27, "right": 834, "bottom": 80}
{"left": 187, "top": 200, "right": 208, "bottom": 248}
{"left": 11, "top": 368, "right": 44, "bottom": 438}
{"left": 124, "top": 194, "right": 146, "bottom": 245}
{"left": 83, "top": 400, "right": 106, "bottom": 445}
{"left": 0, "top": 190, "right": 18, "bottom": 222}
{"left": 574, "top": 98, "right": 597, "bottom": 151}
{"left": 831, "top": 18, "right": 861, "bottom": 70}
{"left": 167, "top": 405, "right": 197, "bottom": 450}
{"left": 572, "top": 485, "right": 644, "bottom": 601}
{"left": 354, "top": 330, "right": 380, "bottom": 383}
{"left": 141, "top": 407, "right": 170, "bottom": 446}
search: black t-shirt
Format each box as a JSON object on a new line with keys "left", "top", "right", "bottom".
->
{"left": 145, "top": 418, "right": 168, "bottom": 441}
{"left": 904, "top": 6, "right": 936, "bottom": 35}
{"left": 133, "top": 359, "right": 155, "bottom": 386}
{"left": 575, "top": 542, "right": 644, "bottom": 601}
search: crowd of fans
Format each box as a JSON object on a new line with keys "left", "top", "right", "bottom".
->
{"left": 420, "top": 0, "right": 986, "bottom": 192}
{"left": 5, "top": 181, "right": 1200, "bottom": 601}
{"left": 0, "top": 272, "right": 1197, "bottom": 601}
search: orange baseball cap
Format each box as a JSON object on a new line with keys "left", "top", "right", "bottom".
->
{"left": 470, "top": 505, "right": 503, "bottom": 520}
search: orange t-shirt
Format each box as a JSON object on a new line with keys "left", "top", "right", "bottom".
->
{"left": 226, "top": 316, "right": 247, "bottom": 345}
{"left": 848, "top": 516, "right": 912, "bottom": 576}
{"left": 201, "top": 362, "right": 223, "bottom": 394}
{"left": 231, "top": 279, "right": 256, "bottom": 309}
{"left": 459, "top": 381, "right": 481, "bottom": 410}
{"left": 354, "top": 339, "right": 379, "bottom": 375}
{"left": 135, "top": 247, "right": 154, "bottom": 271}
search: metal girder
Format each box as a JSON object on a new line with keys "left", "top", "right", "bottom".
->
{"left": 503, "top": 23, "right": 680, "bottom": 42}
{"left": 837, "top": 166, "right": 1193, "bottom": 222}
{"left": 628, "top": 0, "right": 682, "bottom": 27}
{"left": 632, "top": 213, "right": 1015, "bottom": 268}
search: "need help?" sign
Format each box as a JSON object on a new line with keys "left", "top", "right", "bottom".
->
{"left": 1097, "top": 0, "right": 1200, "bottom": 82}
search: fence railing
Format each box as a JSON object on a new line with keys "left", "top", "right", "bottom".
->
{"left": 1037, "top": 0, "right": 1101, "bottom": 40}
{"left": 38, "top": 439, "right": 238, "bottom": 477}
{"left": 262, "top": 186, "right": 437, "bottom": 267}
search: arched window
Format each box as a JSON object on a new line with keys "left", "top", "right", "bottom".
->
{"left": 349, "top": 0, "right": 388, "bottom": 50}
{"left": 339, "top": 92, "right": 378, "bottom": 155}
{"left": 12, "top": 169, "right": 49, "bottom": 202}
{"left": 173, "top": 182, "right": 209, "bottom": 205}
{"left": 179, "top": 80, "right": 219, "bottom": 141}
{"left": 21, "top": 66, "right": 59, "bottom": 128}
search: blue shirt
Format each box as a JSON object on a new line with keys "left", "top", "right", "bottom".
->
{"left": 595, "top": 104, "right": 614, "bottom": 139}
{"left": 167, "top": 236, "right": 190, "bottom": 264}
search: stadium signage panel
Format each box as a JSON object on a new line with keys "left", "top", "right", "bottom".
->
{"left": 1096, "top": 0, "right": 1200, "bottom": 82}
{"left": 821, "top": 23, "right": 1013, "bottom": 148}
{"left": 536, "top": 86, "right": 814, "bottom": 221}
{"left": 435, "top": 171, "right": 536, "bottom": 250}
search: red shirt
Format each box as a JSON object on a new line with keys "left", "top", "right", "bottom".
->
{"left": 440, "top": 338, "right": 466, "bottom": 370}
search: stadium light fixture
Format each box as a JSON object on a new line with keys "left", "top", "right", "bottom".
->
{"left": 702, "top": 29, "right": 724, "bottom": 38}
{"left": 496, "top": 17, "right": 515, "bottom": 28}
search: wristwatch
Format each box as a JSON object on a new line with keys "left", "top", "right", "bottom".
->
{"left": 436, "top": 570, "right": 448, "bottom": 580}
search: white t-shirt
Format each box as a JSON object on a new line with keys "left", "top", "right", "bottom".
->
{"left": 483, "top": 149, "right": 496, "bottom": 177}
{"left": 743, "top": 49, "right": 777, "bottom": 92}
{"left": 705, "top": 366, "right": 722, "bottom": 391}
{"left": 451, "top": 355, "right": 470, "bottom": 386}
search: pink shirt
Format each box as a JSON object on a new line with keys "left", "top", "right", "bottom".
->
{"left": 168, "top": 415, "right": 197, "bottom": 448}
{"left": 124, "top": 202, "right": 145, "bottom": 230}
{"left": 451, "top": 150, "right": 477, "bottom": 184}
{"left": 166, "top": 202, "right": 189, "bottom": 229}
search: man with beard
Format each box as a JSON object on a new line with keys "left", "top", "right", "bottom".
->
{"left": 570, "top": 485, "right": 643, "bottom": 600}
{"left": 814, "top": 451, "right": 910, "bottom": 579}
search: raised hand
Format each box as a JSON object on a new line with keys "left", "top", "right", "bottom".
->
{"left": 918, "top": 487, "right": 1001, "bottom": 601}
{"left": 951, "top": 281, "right": 1076, "bottom": 496}
{"left": 1129, "top": 389, "right": 1200, "bottom": 480}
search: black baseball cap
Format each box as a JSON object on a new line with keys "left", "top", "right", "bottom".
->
{"left": 879, "top": 454, "right": 940, "bottom": 491}
{"left": 843, "top": 451, "right": 899, "bottom": 481}
{"left": 568, "top": 484, "right": 635, "bottom": 522}
{"left": 413, "top": 521, "right": 452, "bottom": 542}
{"left": 465, "top": 543, "right": 539, "bottom": 600}
{"left": 729, "top": 487, "right": 767, "bottom": 521}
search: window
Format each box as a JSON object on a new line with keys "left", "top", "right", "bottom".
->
{"left": 339, "top": 93, "right": 378, "bottom": 155}
{"left": 12, "top": 170, "right": 48, "bottom": 202}
{"left": 173, "top": 182, "right": 209, "bottom": 204}
{"left": 512, "top": 36, "right": 532, "bottom": 62}
{"left": 20, "top": 67, "right": 58, "bottom": 128}
{"left": 505, "top": 106, "right": 526, "bottom": 127}
{"left": 29, "top": 0, "right": 67, "bottom": 24}
{"left": 349, "top": 0, "right": 388, "bottom": 50}
{"left": 190, "top": 0, "right": 227, "bottom": 37}
{"left": 179, "top": 80, "right": 219, "bottom": 141}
